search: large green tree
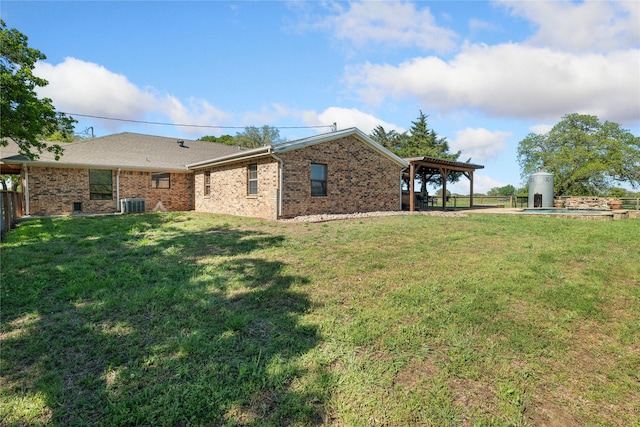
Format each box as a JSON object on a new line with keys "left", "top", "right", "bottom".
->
{"left": 198, "top": 134, "right": 236, "bottom": 146}
{"left": 517, "top": 113, "right": 640, "bottom": 196}
{"left": 236, "top": 125, "right": 282, "bottom": 148}
{"left": 369, "top": 125, "right": 407, "bottom": 152}
{"left": 373, "top": 111, "right": 463, "bottom": 192}
{"left": 396, "top": 111, "right": 460, "bottom": 160}
{"left": 0, "top": 20, "right": 75, "bottom": 159}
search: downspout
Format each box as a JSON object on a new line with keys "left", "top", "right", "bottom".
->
{"left": 270, "top": 153, "right": 283, "bottom": 219}
{"left": 22, "top": 163, "right": 29, "bottom": 216}
{"left": 116, "top": 168, "right": 121, "bottom": 213}
{"left": 399, "top": 167, "right": 408, "bottom": 211}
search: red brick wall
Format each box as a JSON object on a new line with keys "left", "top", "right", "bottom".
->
{"left": 278, "top": 136, "right": 403, "bottom": 218}
{"left": 193, "top": 136, "right": 404, "bottom": 220}
{"left": 194, "top": 157, "right": 279, "bottom": 219}
{"left": 26, "top": 166, "right": 193, "bottom": 216}
{"left": 119, "top": 170, "right": 193, "bottom": 212}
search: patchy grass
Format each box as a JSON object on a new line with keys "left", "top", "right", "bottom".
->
{"left": 1, "top": 212, "right": 638, "bottom": 426}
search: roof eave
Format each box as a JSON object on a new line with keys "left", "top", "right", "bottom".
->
{"left": 187, "top": 146, "right": 272, "bottom": 169}
{"left": 1, "top": 159, "right": 192, "bottom": 173}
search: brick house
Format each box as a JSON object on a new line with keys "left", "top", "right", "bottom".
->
{"left": 1, "top": 128, "right": 409, "bottom": 219}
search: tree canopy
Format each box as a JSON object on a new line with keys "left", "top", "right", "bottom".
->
{"left": 517, "top": 113, "right": 640, "bottom": 196}
{"left": 198, "top": 134, "right": 236, "bottom": 146}
{"left": 236, "top": 125, "right": 282, "bottom": 148}
{"left": 199, "top": 125, "right": 283, "bottom": 149}
{"left": 0, "top": 20, "right": 75, "bottom": 159}
{"left": 370, "top": 111, "right": 463, "bottom": 191}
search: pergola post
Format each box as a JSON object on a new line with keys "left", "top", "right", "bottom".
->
{"left": 409, "top": 162, "right": 415, "bottom": 212}
{"left": 468, "top": 171, "right": 474, "bottom": 207}
{"left": 402, "top": 157, "right": 484, "bottom": 212}
{"left": 440, "top": 168, "right": 449, "bottom": 210}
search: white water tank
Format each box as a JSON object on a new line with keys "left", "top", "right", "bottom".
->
{"left": 528, "top": 172, "right": 554, "bottom": 208}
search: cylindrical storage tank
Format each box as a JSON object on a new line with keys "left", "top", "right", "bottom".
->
{"left": 528, "top": 172, "right": 554, "bottom": 208}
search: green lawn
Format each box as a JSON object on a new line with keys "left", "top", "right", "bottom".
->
{"left": 1, "top": 212, "right": 639, "bottom": 426}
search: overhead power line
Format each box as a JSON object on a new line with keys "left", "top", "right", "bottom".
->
{"left": 63, "top": 112, "right": 336, "bottom": 131}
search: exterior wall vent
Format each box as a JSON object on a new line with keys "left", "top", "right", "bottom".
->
{"left": 120, "top": 198, "right": 146, "bottom": 213}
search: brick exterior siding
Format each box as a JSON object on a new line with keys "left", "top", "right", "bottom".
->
{"left": 193, "top": 135, "right": 404, "bottom": 219}
{"left": 278, "top": 136, "right": 403, "bottom": 218}
{"left": 26, "top": 166, "right": 193, "bottom": 216}
{"left": 22, "top": 134, "right": 403, "bottom": 219}
{"left": 194, "top": 158, "right": 279, "bottom": 219}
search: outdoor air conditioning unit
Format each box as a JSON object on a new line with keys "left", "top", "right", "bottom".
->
{"left": 120, "top": 198, "right": 146, "bottom": 213}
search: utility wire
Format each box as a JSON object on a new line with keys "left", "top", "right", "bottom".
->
{"left": 63, "top": 112, "right": 336, "bottom": 131}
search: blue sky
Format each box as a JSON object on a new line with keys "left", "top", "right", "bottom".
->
{"left": 3, "top": 1, "right": 639, "bottom": 193}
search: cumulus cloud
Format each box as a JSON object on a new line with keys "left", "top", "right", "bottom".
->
{"left": 34, "top": 57, "right": 230, "bottom": 135}
{"left": 34, "top": 57, "right": 156, "bottom": 119}
{"left": 302, "top": 107, "right": 402, "bottom": 135}
{"left": 498, "top": 0, "right": 640, "bottom": 52}
{"left": 320, "top": 1, "right": 457, "bottom": 53}
{"left": 451, "top": 128, "right": 512, "bottom": 162}
{"left": 529, "top": 123, "right": 554, "bottom": 135}
{"left": 345, "top": 44, "right": 640, "bottom": 124}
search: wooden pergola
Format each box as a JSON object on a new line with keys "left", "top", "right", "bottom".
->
{"left": 403, "top": 156, "right": 485, "bottom": 211}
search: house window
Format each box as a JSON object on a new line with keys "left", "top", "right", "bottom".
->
{"left": 311, "top": 163, "right": 327, "bottom": 196}
{"left": 89, "top": 169, "right": 113, "bottom": 200}
{"left": 204, "top": 173, "right": 211, "bottom": 196}
{"left": 152, "top": 172, "right": 170, "bottom": 189}
{"left": 247, "top": 164, "right": 258, "bottom": 195}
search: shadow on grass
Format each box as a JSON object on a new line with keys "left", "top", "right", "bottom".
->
{"left": 1, "top": 214, "right": 324, "bottom": 426}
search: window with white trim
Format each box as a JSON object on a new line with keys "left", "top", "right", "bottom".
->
{"left": 247, "top": 164, "right": 258, "bottom": 195}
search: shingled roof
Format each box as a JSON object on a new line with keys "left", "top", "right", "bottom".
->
{"left": 1, "top": 133, "right": 241, "bottom": 172}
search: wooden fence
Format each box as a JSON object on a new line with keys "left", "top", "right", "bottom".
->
{"left": 1, "top": 191, "right": 24, "bottom": 238}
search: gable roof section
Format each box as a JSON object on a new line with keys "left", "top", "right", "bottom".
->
{"left": 1, "top": 133, "right": 240, "bottom": 172}
{"left": 273, "top": 128, "right": 408, "bottom": 167}
{"left": 187, "top": 128, "right": 409, "bottom": 169}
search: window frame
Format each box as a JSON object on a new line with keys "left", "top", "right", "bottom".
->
{"left": 247, "top": 164, "right": 258, "bottom": 196}
{"left": 89, "top": 169, "right": 113, "bottom": 200}
{"left": 204, "top": 172, "right": 211, "bottom": 197}
{"left": 310, "top": 163, "right": 327, "bottom": 196}
{"left": 152, "top": 172, "right": 171, "bottom": 189}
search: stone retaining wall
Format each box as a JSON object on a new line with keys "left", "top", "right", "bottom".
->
{"left": 563, "top": 197, "right": 618, "bottom": 210}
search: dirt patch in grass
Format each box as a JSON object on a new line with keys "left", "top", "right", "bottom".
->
{"left": 525, "top": 398, "right": 582, "bottom": 427}
{"left": 449, "top": 378, "right": 499, "bottom": 425}
{"left": 394, "top": 357, "right": 440, "bottom": 389}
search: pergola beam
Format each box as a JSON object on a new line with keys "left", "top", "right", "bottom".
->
{"left": 403, "top": 156, "right": 484, "bottom": 212}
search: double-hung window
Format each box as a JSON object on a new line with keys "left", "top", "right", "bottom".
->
{"left": 152, "top": 172, "right": 170, "bottom": 189}
{"left": 89, "top": 169, "right": 113, "bottom": 200}
{"left": 311, "top": 163, "right": 327, "bottom": 196}
{"left": 247, "top": 164, "right": 258, "bottom": 195}
{"left": 204, "top": 173, "right": 211, "bottom": 196}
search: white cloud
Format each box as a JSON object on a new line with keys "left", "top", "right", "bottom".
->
{"left": 34, "top": 57, "right": 230, "bottom": 135}
{"left": 345, "top": 44, "right": 640, "bottom": 124}
{"left": 529, "top": 123, "right": 553, "bottom": 135}
{"left": 321, "top": 1, "right": 458, "bottom": 53}
{"left": 303, "top": 107, "right": 402, "bottom": 135}
{"left": 498, "top": 0, "right": 640, "bottom": 52}
{"left": 451, "top": 128, "right": 512, "bottom": 162}
{"left": 34, "top": 57, "right": 156, "bottom": 120}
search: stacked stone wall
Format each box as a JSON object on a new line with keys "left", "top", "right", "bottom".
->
{"left": 563, "top": 197, "right": 617, "bottom": 210}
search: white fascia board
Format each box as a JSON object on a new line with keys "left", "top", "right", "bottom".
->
{"left": 2, "top": 159, "right": 192, "bottom": 173}
{"left": 187, "top": 146, "right": 271, "bottom": 169}
{"left": 273, "top": 127, "right": 409, "bottom": 167}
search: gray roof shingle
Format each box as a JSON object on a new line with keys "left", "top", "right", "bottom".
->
{"left": 1, "top": 133, "right": 241, "bottom": 171}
